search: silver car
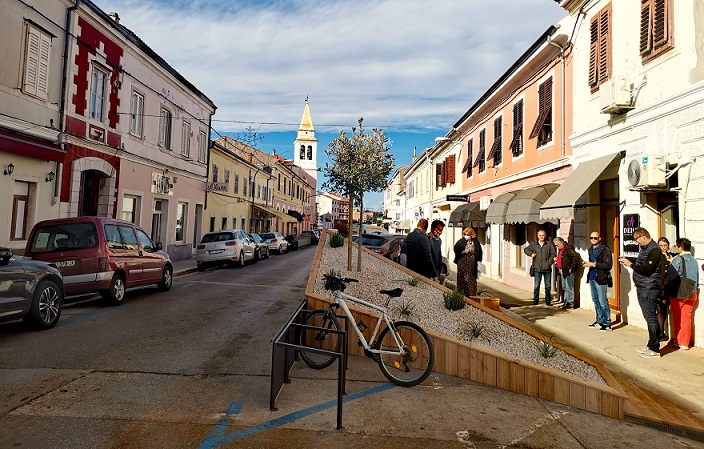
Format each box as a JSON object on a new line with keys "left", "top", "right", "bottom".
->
{"left": 196, "top": 229, "right": 257, "bottom": 271}
{"left": 259, "top": 232, "right": 289, "bottom": 254}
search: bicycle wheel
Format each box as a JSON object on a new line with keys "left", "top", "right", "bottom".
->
{"left": 375, "top": 321, "right": 434, "bottom": 387}
{"left": 299, "top": 310, "right": 342, "bottom": 369}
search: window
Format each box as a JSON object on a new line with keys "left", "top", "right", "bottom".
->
{"left": 462, "top": 138, "right": 474, "bottom": 178}
{"left": 89, "top": 66, "right": 107, "bottom": 122}
{"left": 209, "top": 216, "right": 215, "bottom": 233}
{"left": 23, "top": 23, "right": 51, "bottom": 98}
{"left": 640, "top": 0, "right": 672, "bottom": 61}
{"left": 510, "top": 100, "right": 524, "bottom": 157}
{"left": 224, "top": 169, "right": 230, "bottom": 185}
{"left": 589, "top": 4, "right": 611, "bottom": 92}
{"left": 198, "top": 130, "right": 207, "bottom": 163}
{"left": 11, "top": 181, "right": 31, "bottom": 240}
{"left": 136, "top": 228, "right": 155, "bottom": 252}
{"left": 221, "top": 217, "right": 227, "bottom": 230}
{"left": 129, "top": 91, "right": 144, "bottom": 137}
{"left": 278, "top": 174, "right": 281, "bottom": 191}
{"left": 234, "top": 174, "right": 239, "bottom": 194}
{"left": 529, "top": 78, "right": 553, "bottom": 147}
{"left": 474, "top": 130, "right": 486, "bottom": 173}
{"left": 487, "top": 116, "right": 502, "bottom": 167}
{"left": 212, "top": 164, "right": 219, "bottom": 182}
{"left": 118, "top": 226, "right": 139, "bottom": 251}
{"left": 159, "top": 107, "right": 172, "bottom": 149}
{"left": 243, "top": 177, "right": 247, "bottom": 196}
{"left": 300, "top": 145, "right": 305, "bottom": 159}
{"left": 307, "top": 146, "right": 312, "bottom": 160}
{"left": 435, "top": 163, "right": 445, "bottom": 189}
{"left": 176, "top": 202, "right": 187, "bottom": 242}
{"left": 121, "top": 195, "right": 139, "bottom": 223}
{"left": 257, "top": 184, "right": 261, "bottom": 198}
{"left": 181, "top": 121, "right": 191, "bottom": 157}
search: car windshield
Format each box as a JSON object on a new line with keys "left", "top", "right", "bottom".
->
{"left": 201, "top": 232, "right": 234, "bottom": 243}
{"left": 249, "top": 234, "right": 262, "bottom": 243}
{"left": 352, "top": 235, "right": 386, "bottom": 246}
{"left": 260, "top": 233, "right": 275, "bottom": 240}
{"left": 28, "top": 222, "right": 98, "bottom": 253}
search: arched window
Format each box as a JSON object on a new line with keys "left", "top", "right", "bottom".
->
{"left": 307, "top": 146, "right": 312, "bottom": 160}
{"left": 300, "top": 145, "right": 305, "bottom": 159}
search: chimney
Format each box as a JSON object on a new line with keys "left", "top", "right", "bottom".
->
{"left": 273, "top": 149, "right": 276, "bottom": 156}
{"left": 108, "top": 12, "right": 120, "bottom": 23}
{"left": 412, "top": 146, "right": 417, "bottom": 162}
{"left": 247, "top": 153, "right": 253, "bottom": 164}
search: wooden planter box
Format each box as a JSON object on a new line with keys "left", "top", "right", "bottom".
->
{"left": 305, "top": 230, "right": 627, "bottom": 420}
{"left": 469, "top": 295, "right": 501, "bottom": 311}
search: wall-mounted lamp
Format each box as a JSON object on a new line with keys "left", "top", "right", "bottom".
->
{"left": 4, "top": 163, "right": 14, "bottom": 176}
{"left": 45, "top": 171, "right": 55, "bottom": 182}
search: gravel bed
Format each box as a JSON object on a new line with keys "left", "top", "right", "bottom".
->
{"left": 313, "top": 239, "right": 606, "bottom": 385}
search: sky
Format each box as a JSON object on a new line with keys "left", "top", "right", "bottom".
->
{"left": 93, "top": 0, "right": 567, "bottom": 211}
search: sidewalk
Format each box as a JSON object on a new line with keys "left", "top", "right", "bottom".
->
{"left": 474, "top": 274, "right": 704, "bottom": 422}
{"left": 171, "top": 256, "right": 198, "bottom": 277}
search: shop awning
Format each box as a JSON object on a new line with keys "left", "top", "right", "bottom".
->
{"left": 485, "top": 192, "right": 515, "bottom": 224}
{"left": 397, "top": 219, "right": 411, "bottom": 230}
{"left": 504, "top": 184, "right": 558, "bottom": 224}
{"left": 287, "top": 210, "right": 303, "bottom": 222}
{"left": 448, "top": 202, "right": 486, "bottom": 228}
{"left": 0, "top": 128, "right": 65, "bottom": 163}
{"left": 252, "top": 204, "right": 297, "bottom": 223}
{"left": 540, "top": 153, "right": 621, "bottom": 220}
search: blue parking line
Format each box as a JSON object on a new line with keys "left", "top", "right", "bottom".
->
{"left": 181, "top": 280, "right": 206, "bottom": 288}
{"left": 199, "top": 383, "right": 396, "bottom": 449}
{"left": 62, "top": 309, "right": 119, "bottom": 326}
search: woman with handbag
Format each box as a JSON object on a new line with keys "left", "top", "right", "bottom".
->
{"left": 663, "top": 238, "right": 699, "bottom": 350}
{"left": 454, "top": 227, "right": 482, "bottom": 297}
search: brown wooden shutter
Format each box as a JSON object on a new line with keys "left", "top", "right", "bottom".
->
{"left": 447, "top": 154, "right": 456, "bottom": 183}
{"left": 510, "top": 100, "right": 523, "bottom": 156}
{"left": 463, "top": 139, "right": 473, "bottom": 175}
{"left": 653, "top": 0, "right": 668, "bottom": 47}
{"left": 598, "top": 5, "right": 611, "bottom": 84}
{"left": 589, "top": 15, "right": 599, "bottom": 88}
{"left": 640, "top": 0, "right": 653, "bottom": 55}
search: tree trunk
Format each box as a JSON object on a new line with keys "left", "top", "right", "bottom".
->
{"left": 347, "top": 191, "right": 353, "bottom": 272}
{"left": 357, "top": 193, "right": 363, "bottom": 272}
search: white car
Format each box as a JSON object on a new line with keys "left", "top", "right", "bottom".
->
{"left": 259, "top": 232, "right": 289, "bottom": 254}
{"left": 196, "top": 229, "right": 257, "bottom": 271}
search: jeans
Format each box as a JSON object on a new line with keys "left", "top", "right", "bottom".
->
{"left": 561, "top": 272, "right": 575, "bottom": 305}
{"left": 533, "top": 271, "right": 551, "bottom": 304}
{"left": 589, "top": 280, "right": 610, "bottom": 326}
{"left": 637, "top": 288, "right": 661, "bottom": 352}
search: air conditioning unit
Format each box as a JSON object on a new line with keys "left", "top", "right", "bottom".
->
{"left": 600, "top": 76, "right": 634, "bottom": 114}
{"left": 627, "top": 154, "right": 666, "bottom": 189}
{"left": 479, "top": 196, "right": 492, "bottom": 210}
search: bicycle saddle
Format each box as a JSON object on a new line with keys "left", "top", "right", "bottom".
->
{"left": 379, "top": 288, "right": 403, "bottom": 298}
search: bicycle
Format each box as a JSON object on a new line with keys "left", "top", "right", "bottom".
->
{"left": 299, "top": 274, "right": 434, "bottom": 387}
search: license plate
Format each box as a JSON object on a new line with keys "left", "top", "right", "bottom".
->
{"left": 55, "top": 260, "right": 76, "bottom": 268}
{"left": 209, "top": 250, "right": 223, "bottom": 255}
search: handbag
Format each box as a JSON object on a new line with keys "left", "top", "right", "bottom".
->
{"left": 529, "top": 264, "right": 535, "bottom": 277}
{"left": 606, "top": 271, "right": 613, "bottom": 288}
{"left": 676, "top": 256, "right": 697, "bottom": 299}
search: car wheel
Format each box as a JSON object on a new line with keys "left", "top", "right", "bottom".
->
{"left": 25, "top": 279, "right": 62, "bottom": 330}
{"left": 100, "top": 274, "right": 125, "bottom": 306}
{"left": 197, "top": 264, "right": 206, "bottom": 272}
{"left": 264, "top": 247, "right": 269, "bottom": 259}
{"left": 158, "top": 265, "right": 173, "bottom": 291}
{"left": 278, "top": 244, "right": 283, "bottom": 254}
{"left": 237, "top": 250, "right": 245, "bottom": 268}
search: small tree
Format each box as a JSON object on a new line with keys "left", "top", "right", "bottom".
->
{"left": 324, "top": 118, "right": 394, "bottom": 271}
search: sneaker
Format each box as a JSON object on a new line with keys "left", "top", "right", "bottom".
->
{"left": 659, "top": 334, "right": 669, "bottom": 342}
{"left": 639, "top": 349, "right": 660, "bottom": 358}
{"left": 561, "top": 303, "right": 573, "bottom": 310}
{"left": 681, "top": 346, "right": 690, "bottom": 351}
{"left": 636, "top": 346, "right": 650, "bottom": 354}
{"left": 599, "top": 324, "right": 612, "bottom": 332}
{"left": 587, "top": 322, "right": 599, "bottom": 328}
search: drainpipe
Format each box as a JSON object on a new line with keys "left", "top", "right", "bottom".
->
{"left": 547, "top": 35, "right": 568, "bottom": 158}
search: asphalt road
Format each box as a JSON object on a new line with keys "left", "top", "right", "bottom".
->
{"left": 0, "top": 246, "right": 699, "bottom": 448}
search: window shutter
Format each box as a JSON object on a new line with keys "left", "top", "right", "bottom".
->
{"left": 23, "top": 27, "right": 40, "bottom": 96}
{"left": 510, "top": 100, "right": 523, "bottom": 156}
{"left": 463, "top": 139, "right": 473, "bottom": 175}
{"left": 447, "top": 155, "right": 455, "bottom": 183}
{"left": 36, "top": 32, "right": 51, "bottom": 97}
{"left": 436, "top": 164, "right": 443, "bottom": 188}
{"left": 598, "top": 6, "right": 611, "bottom": 84}
{"left": 588, "top": 16, "right": 599, "bottom": 88}
{"left": 640, "top": 0, "right": 653, "bottom": 55}
{"left": 652, "top": 0, "right": 668, "bottom": 47}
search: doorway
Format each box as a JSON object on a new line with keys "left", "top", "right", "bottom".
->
{"left": 599, "top": 179, "right": 620, "bottom": 316}
{"left": 79, "top": 170, "right": 105, "bottom": 216}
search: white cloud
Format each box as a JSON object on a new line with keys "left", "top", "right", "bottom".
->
{"left": 93, "top": 0, "right": 566, "bottom": 133}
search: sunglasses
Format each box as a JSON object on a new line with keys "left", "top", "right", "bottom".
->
{"left": 589, "top": 237, "right": 599, "bottom": 240}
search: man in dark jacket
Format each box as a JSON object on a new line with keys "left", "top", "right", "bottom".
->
{"left": 553, "top": 237, "right": 581, "bottom": 309}
{"left": 429, "top": 220, "right": 445, "bottom": 282}
{"left": 583, "top": 232, "right": 613, "bottom": 330}
{"left": 524, "top": 230, "right": 556, "bottom": 305}
{"left": 619, "top": 227, "right": 663, "bottom": 358}
{"left": 403, "top": 219, "right": 437, "bottom": 281}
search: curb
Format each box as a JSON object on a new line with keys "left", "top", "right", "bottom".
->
{"left": 174, "top": 267, "right": 198, "bottom": 277}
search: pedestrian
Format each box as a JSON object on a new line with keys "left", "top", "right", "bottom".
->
{"left": 453, "top": 227, "right": 482, "bottom": 297}
{"left": 657, "top": 237, "right": 675, "bottom": 342}
{"left": 582, "top": 232, "right": 613, "bottom": 330}
{"left": 429, "top": 220, "right": 446, "bottom": 283}
{"left": 385, "top": 240, "right": 402, "bottom": 265}
{"left": 553, "top": 237, "right": 581, "bottom": 310}
{"left": 402, "top": 219, "right": 437, "bottom": 281}
{"left": 524, "top": 230, "right": 556, "bottom": 305}
{"left": 618, "top": 227, "right": 663, "bottom": 358}
{"left": 663, "top": 238, "right": 699, "bottom": 350}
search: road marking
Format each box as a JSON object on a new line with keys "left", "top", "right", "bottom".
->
{"left": 192, "top": 280, "right": 306, "bottom": 290}
{"left": 61, "top": 309, "right": 119, "bottom": 326}
{"left": 180, "top": 280, "right": 206, "bottom": 288}
{"left": 198, "top": 383, "right": 396, "bottom": 449}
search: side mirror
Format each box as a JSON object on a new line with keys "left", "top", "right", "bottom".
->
{"left": 0, "top": 247, "right": 13, "bottom": 266}
{"left": 155, "top": 242, "right": 163, "bottom": 251}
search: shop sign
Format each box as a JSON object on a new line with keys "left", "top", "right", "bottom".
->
{"left": 206, "top": 182, "right": 228, "bottom": 193}
{"left": 152, "top": 173, "right": 173, "bottom": 195}
{"left": 446, "top": 195, "right": 468, "bottom": 202}
{"left": 622, "top": 213, "right": 640, "bottom": 260}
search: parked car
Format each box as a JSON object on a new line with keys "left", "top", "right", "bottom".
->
{"left": 260, "top": 232, "right": 289, "bottom": 254}
{"left": 25, "top": 217, "right": 172, "bottom": 306}
{"left": 248, "top": 233, "right": 270, "bottom": 260}
{"left": 0, "top": 247, "right": 64, "bottom": 330}
{"left": 285, "top": 234, "right": 299, "bottom": 251}
{"left": 300, "top": 230, "right": 318, "bottom": 245}
{"left": 196, "top": 229, "right": 257, "bottom": 271}
{"left": 351, "top": 232, "right": 405, "bottom": 256}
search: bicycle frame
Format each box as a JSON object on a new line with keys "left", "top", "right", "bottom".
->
{"left": 331, "top": 290, "right": 405, "bottom": 356}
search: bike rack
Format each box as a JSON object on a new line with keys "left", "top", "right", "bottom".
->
{"left": 270, "top": 300, "right": 349, "bottom": 429}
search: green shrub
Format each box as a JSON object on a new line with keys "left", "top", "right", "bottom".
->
{"left": 533, "top": 336, "right": 560, "bottom": 358}
{"left": 460, "top": 321, "right": 492, "bottom": 342}
{"left": 407, "top": 276, "right": 421, "bottom": 287}
{"left": 444, "top": 281, "right": 456, "bottom": 291}
{"left": 323, "top": 269, "right": 344, "bottom": 291}
{"left": 444, "top": 287, "right": 466, "bottom": 311}
{"left": 393, "top": 299, "right": 416, "bottom": 321}
{"left": 329, "top": 233, "right": 345, "bottom": 248}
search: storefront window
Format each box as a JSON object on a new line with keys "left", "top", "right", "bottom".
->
{"left": 121, "top": 195, "right": 139, "bottom": 223}
{"left": 176, "top": 202, "right": 187, "bottom": 242}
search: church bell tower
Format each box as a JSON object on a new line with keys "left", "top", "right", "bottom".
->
{"left": 293, "top": 97, "right": 318, "bottom": 180}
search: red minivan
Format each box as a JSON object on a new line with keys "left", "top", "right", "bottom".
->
{"left": 25, "top": 217, "right": 173, "bottom": 305}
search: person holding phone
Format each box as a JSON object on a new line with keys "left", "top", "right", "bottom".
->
{"left": 582, "top": 232, "right": 613, "bottom": 331}
{"left": 618, "top": 227, "right": 663, "bottom": 358}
